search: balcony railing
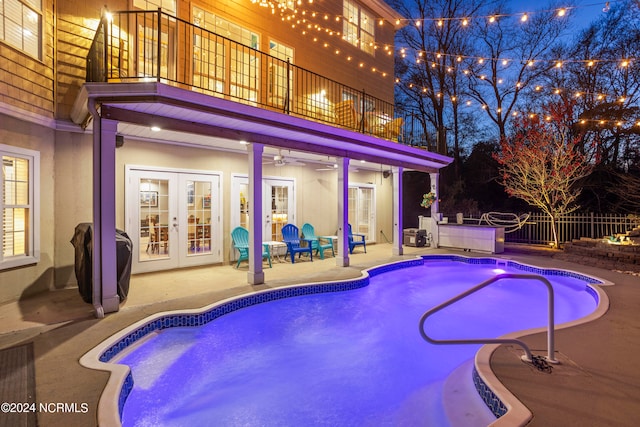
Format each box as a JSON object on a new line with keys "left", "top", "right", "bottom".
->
{"left": 86, "top": 9, "right": 438, "bottom": 148}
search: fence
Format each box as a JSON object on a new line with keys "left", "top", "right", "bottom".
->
{"left": 496, "top": 212, "right": 640, "bottom": 245}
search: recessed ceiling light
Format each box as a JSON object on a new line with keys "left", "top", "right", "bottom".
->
{"left": 151, "top": 126, "right": 161, "bottom": 132}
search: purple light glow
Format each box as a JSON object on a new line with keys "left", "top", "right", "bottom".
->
{"left": 118, "top": 261, "right": 598, "bottom": 426}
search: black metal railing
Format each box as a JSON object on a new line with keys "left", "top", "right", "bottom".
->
{"left": 86, "top": 9, "right": 436, "bottom": 146}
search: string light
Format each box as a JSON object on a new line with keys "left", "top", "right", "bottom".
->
{"left": 270, "top": 2, "right": 616, "bottom": 31}
{"left": 251, "top": 0, "right": 636, "bottom": 84}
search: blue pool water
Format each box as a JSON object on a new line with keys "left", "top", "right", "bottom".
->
{"left": 117, "top": 259, "right": 599, "bottom": 426}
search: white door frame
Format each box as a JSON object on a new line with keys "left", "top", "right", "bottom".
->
{"left": 349, "top": 182, "right": 376, "bottom": 243}
{"left": 231, "top": 174, "right": 296, "bottom": 236}
{"left": 125, "top": 165, "right": 223, "bottom": 273}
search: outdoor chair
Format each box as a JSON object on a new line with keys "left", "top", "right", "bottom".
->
{"left": 301, "top": 223, "right": 335, "bottom": 260}
{"left": 334, "top": 99, "right": 359, "bottom": 130}
{"left": 348, "top": 223, "right": 367, "bottom": 254}
{"left": 231, "top": 226, "right": 272, "bottom": 269}
{"left": 282, "top": 224, "right": 313, "bottom": 263}
{"left": 382, "top": 117, "right": 403, "bottom": 141}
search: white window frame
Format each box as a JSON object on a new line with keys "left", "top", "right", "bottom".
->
{"left": 268, "top": 39, "right": 294, "bottom": 108}
{"left": 133, "top": 0, "right": 176, "bottom": 15}
{"left": 0, "top": 0, "right": 43, "bottom": 60}
{"left": 342, "top": 0, "right": 375, "bottom": 55}
{"left": 1, "top": 144, "right": 40, "bottom": 270}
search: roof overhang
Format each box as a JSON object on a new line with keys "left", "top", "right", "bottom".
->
{"left": 72, "top": 82, "right": 451, "bottom": 173}
{"left": 362, "top": 0, "right": 406, "bottom": 30}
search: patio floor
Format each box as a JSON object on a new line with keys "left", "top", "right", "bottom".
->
{"left": 0, "top": 243, "right": 639, "bottom": 426}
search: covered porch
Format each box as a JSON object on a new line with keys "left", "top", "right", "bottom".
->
{"left": 71, "top": 81, "right": 451, "bottom": 316}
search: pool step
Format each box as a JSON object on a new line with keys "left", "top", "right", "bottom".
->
{"left": 442, "top": 359, "right": 497, "bottom": 427}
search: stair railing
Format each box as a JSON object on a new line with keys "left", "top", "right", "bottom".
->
{"left": 418, "top": 273, "right": 557, "bottom": 363}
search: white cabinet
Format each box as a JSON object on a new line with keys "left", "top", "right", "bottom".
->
{"left": 437, "top": 224, "right": 505, "bottom": 254}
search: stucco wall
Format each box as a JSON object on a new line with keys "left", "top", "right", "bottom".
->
{"left": 52, "top": 130, "right": 94, "bottom": 288}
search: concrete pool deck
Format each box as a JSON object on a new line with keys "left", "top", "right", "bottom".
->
{"left": 0, "top": 243, "right": 639, "bottom": 426}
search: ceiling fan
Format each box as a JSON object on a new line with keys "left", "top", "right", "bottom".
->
{"left": 263, "top": 150, "right": 306, "bottom": 167}
{"left": 315, "top": 163, "right": 359, "bottom": 172}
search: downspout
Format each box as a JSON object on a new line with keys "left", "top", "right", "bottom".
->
{"left": 88, "top": 97, "right": 105, "bottom": 318}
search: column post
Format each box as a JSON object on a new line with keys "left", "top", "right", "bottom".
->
{"left": 336, "top": 157, "right": 350, "bottom": 267}
{"left": 429, "top": 172, "right": 440, "bottom": 248}
{"left": 93, "top": 118, "right": 119, "bottom": 315}
{"left": 247, "top": 143, "right": 265, "bottom": 285}
{"left": 392, "top": 166, "right": 404, "bottom": 256}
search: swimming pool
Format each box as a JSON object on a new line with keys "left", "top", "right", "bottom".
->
{"left": 83, "top": 255, "right": 607, "bottom": 427}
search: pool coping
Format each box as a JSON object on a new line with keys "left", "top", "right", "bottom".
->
{"left": 79, "top": 255, "right": 611, "bottom": 427}
{"left": 424, "top": 255, "right": 612, "bottom": 427}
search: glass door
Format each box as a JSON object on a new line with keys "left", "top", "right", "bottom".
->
{"left": 179, "top": 173, "right": 221, "bottom": 267}
{"left": 264, "top": 178, "right": 295, "bottom": 242}
{"left": 231, "top": 176, "right": 295, "bottom": 242}
{"left": 128, "top": 168, "right": 221, "bottom": 273}
{"left": 131, "top": 170, "right": 179, "bottom": 273}
{"left": 348, "top": 184, "right": 375, "bottom": 242}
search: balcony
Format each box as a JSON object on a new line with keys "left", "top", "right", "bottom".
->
{"left": 86, "top": 9, "right": 436, "bottom": 149}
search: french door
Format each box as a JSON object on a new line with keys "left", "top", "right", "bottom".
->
{"left": 127, "top": 167, "right": 221, "bottom": 273}
{"left": 231, "top": 175, "right": 295, "bottom": 242}
{"left": 265, "top": 178, "right": 295, "bottom": 241}
{"left": 348, "top": 184, "right": 375, "bottom": 242}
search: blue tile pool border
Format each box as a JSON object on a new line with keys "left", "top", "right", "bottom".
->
{"left": 101, "top": 255, "right": 602, "bottom": 423}
{"left": 473, "top": 366, "right": 508, "bottom": 418}
{"left": 100, "top": 258, "right": 423, "bottom": 421}
{"left": 422, "top": 254, "right": 604, "bottom": 286}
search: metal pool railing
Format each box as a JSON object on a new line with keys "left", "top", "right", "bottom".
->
{"left": 418, "top": 273, "right": 557, "bottom": 364}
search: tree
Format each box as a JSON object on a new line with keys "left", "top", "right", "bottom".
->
{"left": 466, "top": 3, "right": 566, "bottom": 139}
{"left": 494, "top": 100, "right": 592, "bottom": 247}
{"left": 393, "top": 0, "right": 489, "bottom": 164}
{"left": 542, "top": 0, "right": 640, "bottom": 167}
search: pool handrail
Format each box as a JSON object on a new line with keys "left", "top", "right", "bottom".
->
{"left": 419, "top": 273, "right": 557, "bottom": 364}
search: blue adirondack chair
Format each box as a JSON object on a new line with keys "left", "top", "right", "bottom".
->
{"left": 348, "top": 223, "right": 367, "bottom": 254}
{"left": 282, "top": 224, "right": 313, "bottom": 263}
{"left": 231, "top": 226, "right": 272, "bottom": 269}
{"left": 302, "top": 223, "right": 334, "bottom": 260}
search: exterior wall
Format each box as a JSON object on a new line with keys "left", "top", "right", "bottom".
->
{"left": 183, "top": 0, "right": 398, "bottom": 102}
{"left": 0, "top": 114, "right": 56, "bottom": 304}
{"left": 1, "top": 0, "right": 400, "bottom": 303}
{"left": 55, "top": 2, "right": 123, "bottom": 118}
{"left": 52, "top": 130, "right": 94, "bottom": 289}
{"left": 109, "top": 139, "right": 393, "bottom": 265}
{"left": 0, "top": 0, "right": 55, "bottom": 117}
{"left": 54, "top": 0, "right": 397, "bottom": 121}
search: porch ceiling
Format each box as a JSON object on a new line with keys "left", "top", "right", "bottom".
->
{"left": 72, "top": 82, "right": 452, "bottom": 173}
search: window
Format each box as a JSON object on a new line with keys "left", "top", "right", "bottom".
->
{"left": 0, "top": 0, "right": 42, "bottom": 59}
{"left": 276, "top": 0, "right": 295, "bottom": 11}
{"left": 1, "top": 144, "right": 39, "bottom": 270}
{"left": 342, "top": 90, "right": 373, "bottom": 113}
{"left": 133, "top": 0, "right": 176, "bottom": 15}
{"left": 192, "top": 7, "right": 260, "bottom": 102}
{"left": 268, "top": 40, "right": 294, "bottom": 108}
{"left": 342, "top": 0, "right": 375, "bottom": 55}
